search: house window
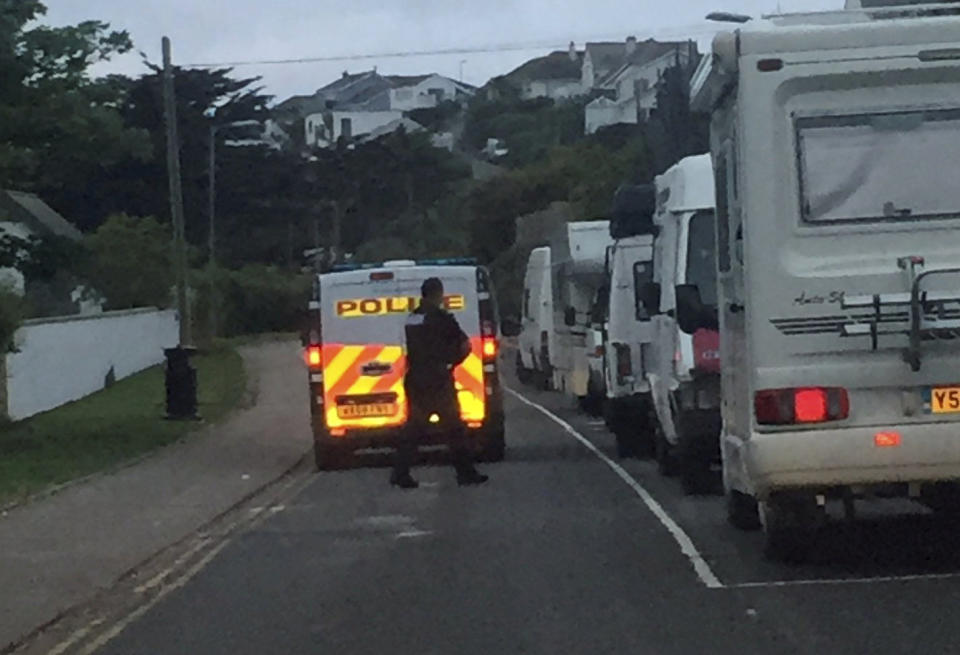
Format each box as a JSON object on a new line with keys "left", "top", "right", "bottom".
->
{"left": 340, "top": 117, "right": 352, "bottom": 139}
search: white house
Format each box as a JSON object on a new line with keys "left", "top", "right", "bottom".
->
{"left": 584, "top": 39, "right": 699, "bottom": 134}
{"left": 293, "top": 71, "right": 475, "bottom": 148}
{"left": 505, "top": 44, "right": 584, "bottom": 101}
{"left": 387, "top": 74, "right": 474, "bottom": 111}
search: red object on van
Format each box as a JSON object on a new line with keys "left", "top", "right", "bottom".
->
{"left": 693, "top": 329, "right": 721, "bottom": 374}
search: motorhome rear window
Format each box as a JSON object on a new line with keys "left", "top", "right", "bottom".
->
{"left": 797, "top": 108, "right": 960, "bottom": 224}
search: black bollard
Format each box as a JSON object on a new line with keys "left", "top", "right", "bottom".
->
{"left": 164, "top": 346, "right": 199, "bottom": 420}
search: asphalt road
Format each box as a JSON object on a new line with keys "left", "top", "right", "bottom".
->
{"left": 91, "top": 374, "right": 960, "bottom": 654}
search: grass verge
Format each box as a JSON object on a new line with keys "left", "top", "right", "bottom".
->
{"left": 0, "top": 345, "right": 246, "bottom": 506}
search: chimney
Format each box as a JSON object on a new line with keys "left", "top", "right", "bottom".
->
{"left": 625, "top": 35, "right": 637, "bottom": 56}
{"left": 342, "top": 70, "right": 349, "bottom": 79}
{"left": 568, "top": 41, "right": 578, "bottom": 62}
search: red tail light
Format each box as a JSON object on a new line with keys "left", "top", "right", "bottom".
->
{"left": 755, "top": 387, "right": 849, "bottom": 425}
{"left": 482, "top": 337, "right": 497, "bottom": 360}
{"left": 306, "top": 345, "right": 322, "bottom": 368}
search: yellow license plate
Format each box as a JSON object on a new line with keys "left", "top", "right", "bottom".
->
{"left": 930, "top": 387, "right": 960, "bottom": 414}
{"left": 337, "top": 403, "right": 396, "bottom": 419}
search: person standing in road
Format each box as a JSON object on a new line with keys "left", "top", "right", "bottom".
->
{"left": 391, "top": 277, "right": 489, "bottom": 489}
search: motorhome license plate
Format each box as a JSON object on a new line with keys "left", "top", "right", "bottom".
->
{"left": 338, "top": 403, "right": 396, "bottom": 419}
{"left": 928, "top": 387, "right": 960, "bottom": 414}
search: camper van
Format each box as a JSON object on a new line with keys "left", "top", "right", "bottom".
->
{"left": 692, "top": 3, "right": 960, "bottom": 558}
{"left": 550, "top": 221, "right": 614, "bottom": 402}
{"left": 305, "top": 259, "right": 506, "bottom": 470}
{"left": 639, "top": 155, "right": 720, "bottom": 493}
{"left": 517, "top": 247, "right": 553, "bottom": 389}
{"left": 601, "top": 184, "right": 658, "bottom": 458}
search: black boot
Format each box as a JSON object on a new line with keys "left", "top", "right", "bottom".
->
{"left": 456, "top": 469, "right": 489, "bottom": 486}
{"left": 390, "top": 472, "right": 419, "bottom": 489}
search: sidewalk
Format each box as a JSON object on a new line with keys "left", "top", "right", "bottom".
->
{"left": 0, "top": 340, "right": 312, "bottom": 649}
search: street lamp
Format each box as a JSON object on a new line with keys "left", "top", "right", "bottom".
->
{"left": 206, "top": 117, "right": 260, "bottom": 339}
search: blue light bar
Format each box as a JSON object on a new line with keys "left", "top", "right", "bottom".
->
{"left": 329, "top": 257, "right": 477, "bottom": 272}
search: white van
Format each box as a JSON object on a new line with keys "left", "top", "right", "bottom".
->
{"left": 693, "top": 4, "right": 960, "bottom": 558}
{"left": 304, "top": 259, "right": 506, "bottom": 470}
{"left": 639, "top": 154, "right": 720, "bottom": 494}
{"left": 517, "top": 247, "right": 553, "bottom": 389}
{"left": 602, "top": 234, "right": 656, "bottom": 457}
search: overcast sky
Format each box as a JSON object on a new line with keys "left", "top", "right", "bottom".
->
{"left": 44, "top": 0, "right": 838, "bottom": 103}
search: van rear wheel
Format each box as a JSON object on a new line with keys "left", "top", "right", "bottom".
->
{"left": 727, "top": 490, "right": 762, "bottom": 530}
{"left": 761, "top": 493, "right": 821, "bottom": 563}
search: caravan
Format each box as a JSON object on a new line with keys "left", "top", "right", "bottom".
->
{"left": 517, "top": 247, "right": 553, "bottom": 389}
{"left": 639, "top": 155, "right": 720, "bottom": 493}
{"left": 693, "top": 3, "right": 960, "bottom": 558}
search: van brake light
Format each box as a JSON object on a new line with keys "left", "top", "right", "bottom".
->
{"left": 306, "top": 345, "right": 322, "bottom": 368}
{"left": 482, "top": 337, "right": 497, "bottom": 360}
{"left": 755, "top": 387, "right": 849, "bottom": 425}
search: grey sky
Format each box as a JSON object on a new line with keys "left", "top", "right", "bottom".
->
{"left": 44, "top": 0, "right": 838, "bottom": 103}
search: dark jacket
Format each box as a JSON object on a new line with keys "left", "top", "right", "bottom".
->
{"left": 404, "top": 304, "right": 470, "bottom": 399}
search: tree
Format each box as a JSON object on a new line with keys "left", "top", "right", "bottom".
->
{"left": 0, "top": 1, "right": 151, "bottom": 227}
{"left": 83, "top": 214, "right": 173, "bottom": 310}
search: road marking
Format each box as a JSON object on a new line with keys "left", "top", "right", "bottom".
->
{"left": 134, "top": 537, "right": 213, "bottom": 594}
{"left": 396, "top": 530, "right": 433, "bottom": 539}
{"left": 727, "top": 571, "right": 960, "bottom": 589}
{"left": 46, "top": 620, "right": 104, "bottom": 655}
{"left": 507, "top": 388, "right": 724, "bottom": 590}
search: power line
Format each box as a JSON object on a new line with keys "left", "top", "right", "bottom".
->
{"left": 183, "top": 25, "right": 722, "bottom": 68}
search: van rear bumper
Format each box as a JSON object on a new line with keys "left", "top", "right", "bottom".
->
{"left": 745, "top": 422, "right": 960, "bottom": 496}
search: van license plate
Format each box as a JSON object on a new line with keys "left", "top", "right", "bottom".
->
{"left": 338, "top": 403, "right": 396, "bottom": 419}
{"left": 929, "top": 387, "right": 960, "bottom": 414}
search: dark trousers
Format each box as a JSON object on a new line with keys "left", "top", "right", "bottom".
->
{"left": 393, "top": 396, "right": 477, "bottom": 479}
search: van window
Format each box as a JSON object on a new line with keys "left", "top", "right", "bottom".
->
{"left": 715, "top": 151, "right": 731, "bottom": 273}
{"left": 633, "top": 261, "right": 653, "bottom": 320}
{"left": 686, "top": 211, "right": 717, "bottom": 307}
{"left": 797, "top": 109, "right": 960, "bottom": 224}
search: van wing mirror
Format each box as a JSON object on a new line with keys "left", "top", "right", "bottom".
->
{"left": 675, "top": 284, "right": 719, "bottom": 335}
{"left": 500, "top": 316, "right": 522, "bottom": 337}
{"left": 564, "top": 306, "right": 577, "bottom": 327}
{"left": 638, "top": 282, "right": 661, "bottom": 318}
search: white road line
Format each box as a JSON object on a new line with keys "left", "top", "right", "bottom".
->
{"left": 728, "top": 571, "right": 960, "bottom": 589}
{"left": 506, "top": 388, "right": 724, "bottom": 590}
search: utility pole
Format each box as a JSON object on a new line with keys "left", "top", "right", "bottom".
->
{"left": 162, "top": 36, "right": 198, "bottom": 420}
{"left": 163, "top": 37, "right": 191, "bottom": 347}
{"left": 207, "top": 122, "right": 217, "bottom": 341}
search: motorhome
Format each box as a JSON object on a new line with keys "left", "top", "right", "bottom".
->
{"left": 692, "top": 3, "right": 960, "bottom": 559}
{"left": 601, "top": 184, "right": 658, "bottom": 458}
{"left": 550, "top": 221, "right": 614, "bottom": 403}
{"left": 639, "top": 155, "right": 720, "bottom": 493}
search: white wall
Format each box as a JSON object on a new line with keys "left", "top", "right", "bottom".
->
{"left": 331, "top": 110, "right": 403, "bottom": 141}
{"left": 585, "top": 97, "right": 637, "bottom": 134}
{"left": 6, "top": 308, "right": 179, "bottom": 421}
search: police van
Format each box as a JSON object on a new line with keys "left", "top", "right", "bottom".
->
{"left": 304, "top": 259, "right": 506, "bottom": 470}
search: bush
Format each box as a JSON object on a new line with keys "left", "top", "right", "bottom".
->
{"left": 193, "top": 265, "right": 311, "bottom": 339}
{"left": 0, "top": 287, "right": 24, "bottom": 353}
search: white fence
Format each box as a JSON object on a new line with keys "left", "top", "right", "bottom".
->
{"left": 5, "top": 308, "right": 179, "bottom": 421}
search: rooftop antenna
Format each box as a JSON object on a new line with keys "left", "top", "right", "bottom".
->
{"left": 706, "top": 11, "right": 753, "bottom": 22}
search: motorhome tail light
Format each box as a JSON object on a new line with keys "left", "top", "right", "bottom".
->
{"left": 757, "top": 58, "right": 783, "bottom": 72}
{"left": 369, "top": 271, "right": 394, "bottom": 281}
{"left": 482, "top": 337, "right": 498, "bottom": 360}
{"left": 306, "top": 344, "right": 322, "bottom": 369}
{"left": 595, "top": 344, "right": 605, "bottom": 357}
{"left": 875, "top": 431, "right": 902, "bottom": 448}
{"left": 754, "top": 387, "right": 849, "bottom": 425}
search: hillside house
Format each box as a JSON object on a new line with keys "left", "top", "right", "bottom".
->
{"left": 504, "top": 42, "right": 584, "bottom": 100}
{"left": 278, "top": 70, "right": 474, "bottom": 149}
{"left": 584, "top": 39, "right": 699, "bottom": 134}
